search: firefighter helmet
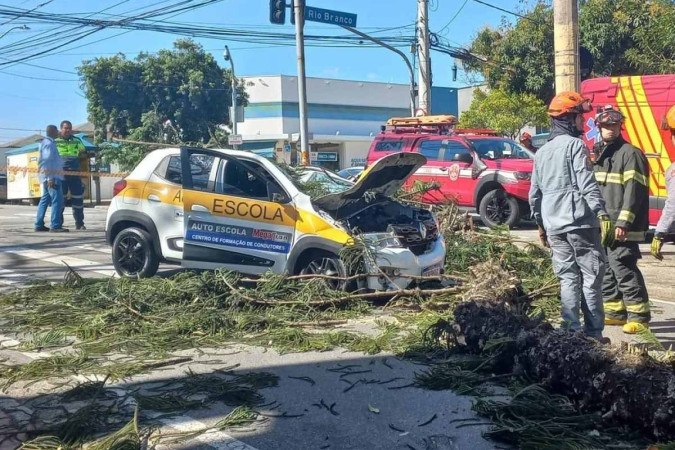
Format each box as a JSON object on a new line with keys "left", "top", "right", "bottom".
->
{"left": 548, "top": 91, "right": 592, "bottom": 117}
{"left": 595, "top": 105, "right": 625, "bottom": 126}
{"left": 667, "top": 105, "right": 675, "bottom": 130}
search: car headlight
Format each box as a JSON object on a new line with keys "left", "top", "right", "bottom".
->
{"left": 363, "top": 232, "right": 403, "bottom": 249}
{"left": 514, "top": 171, "right": 531, "bottom": 181}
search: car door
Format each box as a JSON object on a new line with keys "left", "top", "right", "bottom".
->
{"left": 439, "top": 140, "right": 478, "bottom": 206}
{"left": 410, "top": 138, "right": 453, "bottom": 203}
{"left": 142, "top": 154, "right": 185, "bottom": 261}
{"left": 180, "top": 147, "right": 297, "bottom": 275}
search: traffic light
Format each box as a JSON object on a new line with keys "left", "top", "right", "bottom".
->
{"left": 269, "top": 0, "right": 285, "bottom": 24}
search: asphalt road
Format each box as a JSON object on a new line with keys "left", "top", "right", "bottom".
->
{"left": 0, "top": 203, "right": 493, "bottom": 450}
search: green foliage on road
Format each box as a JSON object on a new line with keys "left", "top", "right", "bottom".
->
{"left": 0, "top": 207, "right": 563, "bottom": 447}
{"left": 458, "top": 88, "right": 549, "bottom": 138}
{"left": 465, "top": 0, "right": 675, "bottom": 102}
{"left": 79, "top": 39, "right": 245, "bottom": 169}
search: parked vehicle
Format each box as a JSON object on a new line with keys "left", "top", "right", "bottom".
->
{"left": 580, "top": 74, "right": 675, "bottom": 227}
{"left": 296, "top": 166, "right": 354, "bottom": 193}
{"left": 105, "top": 147, "right": 446, "bottom": 291}
{"left": 337, "top": 166, "right": 365, "bottom": 181}
{"left": 365, "top": 115, "right": 534, "bottom": 228}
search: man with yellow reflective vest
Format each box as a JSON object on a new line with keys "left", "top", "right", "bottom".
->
{"left": 651, "top": 105, "right": 675, "bottom": 260}
{"left": 56, "top": 120, "right": 87, "bottom": 230}
{"left": 592, "top": 105, "right": 650, "bottom": 334}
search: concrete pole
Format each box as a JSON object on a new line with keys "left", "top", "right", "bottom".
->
{"left": 294, "top": 0, "right": 310, "bottom": 166}
{"left": 417, "top": 0, "right": 431, "bottom": 114}
{"left": 223, "top": 45, "right": 238, "bottom": 149}
{"left": 553, "top": 0, "right": 580, "bottom": 93}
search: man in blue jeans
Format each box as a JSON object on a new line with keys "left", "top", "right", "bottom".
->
{"left": 35, "top": 125, "right": 69, "bottom": 232}
{"left": 529, "top": 92, "right": 612, "bottom": 340}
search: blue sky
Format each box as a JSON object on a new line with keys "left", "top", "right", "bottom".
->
{"left": 0, "top": 0, "right": 524, "bottom": 144}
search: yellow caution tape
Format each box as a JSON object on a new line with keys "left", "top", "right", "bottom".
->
{"left": 1, "top": 165, "right": 129, "bottom": 178}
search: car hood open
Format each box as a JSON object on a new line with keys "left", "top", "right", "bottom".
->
{"left": 313, "top": 152, "right": 426, "bottom": 217}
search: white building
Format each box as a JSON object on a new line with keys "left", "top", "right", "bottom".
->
{"left": 236, "top": 75, "right": 472, "bottom": 170}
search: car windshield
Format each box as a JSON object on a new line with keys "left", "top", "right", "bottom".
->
{"left": 467, "top": 138, "right": 534, "bottom": 160}
{"left": 275, "top": 163, "right": 354, "bottom": 197}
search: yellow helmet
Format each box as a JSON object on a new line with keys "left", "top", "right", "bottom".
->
{"left": 667, "top": 105, "right": 675, "bottom": 130}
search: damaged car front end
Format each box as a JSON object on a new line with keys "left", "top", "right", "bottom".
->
{"left": 313, "top": 153, "right": 447, "bottom": 291}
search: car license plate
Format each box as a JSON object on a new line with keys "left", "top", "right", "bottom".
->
{"left": 422, "top": 264, "right": 442, "bottom": 277}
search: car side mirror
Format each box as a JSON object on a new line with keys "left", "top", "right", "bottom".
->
{"left": 452, "top": 153, "right": 473, "bottom": 164}
{"left": 271, "top": 192, "right": 288, "bottom": 203}
{"left": 268, "top": 182, "right": 289, "bottom": 203}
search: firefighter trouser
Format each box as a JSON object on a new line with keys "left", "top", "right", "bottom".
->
{"left": 60, "top": 175, "right": 85, "bottom": 228}
{"left": 548, "top": 228, "right": 606, "bottom": 338}
{"left": 603, "top": 242, "right": 650, "bottom": 324}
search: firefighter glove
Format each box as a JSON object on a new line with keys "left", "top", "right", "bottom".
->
{"left": 599, "top": 215, "right": 614, "bottom": 247}
{"left": 651, "top": 234, "right": 664, "bottom": 261}
{"left": 538, "top": 225, "right": 549, "bottom": 248}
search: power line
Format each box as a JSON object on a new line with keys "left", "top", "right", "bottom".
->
{"left": 0, "top": 0, "right": 53, "bottom": 26}
{"left": 472, "top": 0, "right": 538, "bottom": 23}
{"left": 437, "top": 0, "right": 469, "bottom": 35}
{"left": 0, "top": 0, "right": 222, "bottom": 65}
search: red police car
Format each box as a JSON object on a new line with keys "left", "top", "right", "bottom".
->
{"left": 365, "top": 115, "right": 534, "bottom": 228}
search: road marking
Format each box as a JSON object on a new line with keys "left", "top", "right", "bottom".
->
{"left": 0, "top": 267, "right": 26, "bottom": 285}
{"left": 0, "top": 330, "right": 258, "bottom": 450}
{"left": 652, "top": 298, "right": 675, "bottom": 306}
{"left": 1, "top": 246, "right": 116, "bottom": 277}
{"left": 156, "top": 415, "right": 259, "bottom": 450}
{"left": 76, "top": 244, "right": 111, "bottom": 254}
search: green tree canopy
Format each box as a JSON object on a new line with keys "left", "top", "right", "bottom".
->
{"left": 79, "top": 39, "right": 234, "bottom": 141}
{"left": 458, "top": 88, "right": 549, "bottom": 138}
{"left": 79, "top": 39, "right": 244, "bottom": 168}
{"left": 465, "top": 0, "right": 675, "bottom": 102}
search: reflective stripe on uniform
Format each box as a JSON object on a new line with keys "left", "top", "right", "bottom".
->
{"left": 604, "top": 299, "right": 626, "bottom": 312}
{"left": 594, "top": 170, "right": 648, "bottom": 187}
{"left": 623, "top": 169, "right": 648, "bottom": 187}
{"left": 594, "top": 171, "right": 623, "bottom": 184}
{"left": 626, "top": 302, "right": 650, "bottom": 314}
{"left": 70, "top": 194, "right": 84, "bottom": 199}
{"left": 618, "top": 210, "right": 636, "bottom": 223}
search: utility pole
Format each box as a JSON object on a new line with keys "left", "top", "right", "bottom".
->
{"left": 294, "top": 0, "right": 310, "bottom": 166}
{"left": 417, "top": 0, "right": 431, "bottom": 114}
{"left": 341, "top": 26, "right": 416, "bottom": 116}
{"left": 223, "top": 45, "right": 238, "bottom": 149}
{"left": 553, "top": 0, "right": 580, "bottom": 93}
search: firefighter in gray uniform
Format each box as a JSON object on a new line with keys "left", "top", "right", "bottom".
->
{"left": 651, "top": 105, "right": 675, "bottom": 260}
{"left": 592, "top": 106, "right": 651, "bottom": 334}
{"left": 529, "top": 91, "right": 611, "bottom": 340}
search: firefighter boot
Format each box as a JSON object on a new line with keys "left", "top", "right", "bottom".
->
{"left": 622, "top": 322, "right": 649, "bottom": 334}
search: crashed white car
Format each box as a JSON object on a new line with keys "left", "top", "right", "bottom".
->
{"left": 105, "top": 147, "right": 446, "bottom": 291}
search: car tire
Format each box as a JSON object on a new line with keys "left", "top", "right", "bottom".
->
{"left": 479, "top": 189, "right": 520, "bottom": 229}
{"left": 112, "top": 227, "right": 159, "bottom": 278}
{"left": 298, "top": 251, "right": 348, "bottom": 291}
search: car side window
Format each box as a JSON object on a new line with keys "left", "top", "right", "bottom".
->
{"left": 189, "top": 154, "right": 215, "bottom": 191}
{"left": 417, "top": 140, "right": 444, "bottom": 160}
{"left": 154, "top": 155, "right": 188, "bottom": 184}
{"left": 443, "top": 141, "right": 471, "bottom": 162}
{"left": 374, "top": 140, "right": 403, "bottom": 152}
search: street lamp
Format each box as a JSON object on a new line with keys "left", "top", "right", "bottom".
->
{"left": 223, "top": 45, "right": 238, "bottom": 150}
{"left": 0, "top": 25, "right": 30, "bottom": 40}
